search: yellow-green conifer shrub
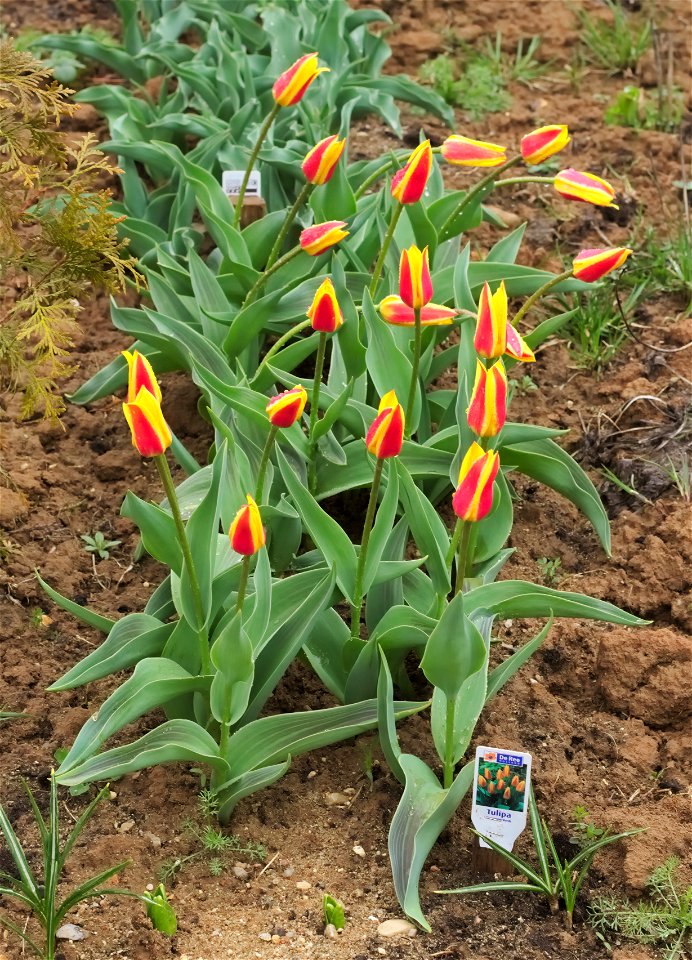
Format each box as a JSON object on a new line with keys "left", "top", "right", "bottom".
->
{"left": 0, "top": 41, "right": 140, "bottom": 419}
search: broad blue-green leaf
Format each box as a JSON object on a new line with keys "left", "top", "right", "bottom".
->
{"left": 49, "top": 615, "right": 172, "bottom": 691}
{"left": 210, "top": 613, "right": 254, "bottom": 727}
{"left": 396, "top": 461, "right": 450, "bottom": 594}
{"left": 303, "top": 608, "right": 350, "bottom": 702}
{"left": 36, "top": 573, "right": 114, "bottom": 634}
{"left": 389, "top": 757, "right": 474, "bottom": 931}
{"left": 464, "top": 580, "right": 648, "bottom": 625}
{"left": 363, "top": 464, "right": 399, "bottom": 592}
{"left": 376, "top": 653, "right": 404, "bottom": 784}
{"left": 121, "top": 493, "right": 183, "bottom": 575}
{"left": 420, "top": 592, "right": 486, "bottom": 700}
{"left": 217, "top": 759, "right": 291, "bottom": 822}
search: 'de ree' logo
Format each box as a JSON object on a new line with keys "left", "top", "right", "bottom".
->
{"left": 475, "top": 760, "right": 528, "bottom": 812}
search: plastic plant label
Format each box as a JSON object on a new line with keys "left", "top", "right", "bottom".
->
{"left": 471, "top": 745, "right": 532, "bottom": 851}
{"left": 222, "top": 169, "right": 262, "bottom": 197}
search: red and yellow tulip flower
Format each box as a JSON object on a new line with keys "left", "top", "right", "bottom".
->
{"left": 478, "top": 775, "right": 487, "bottom": 787}
{"left": 503, "top": 787, "right": 511, "bottom": 800}
{"left": 272, "top": 52, "right": 329, "bottom": 107}
{"left": 300, "top": 220, "right": 349, "bottom": 256}
{"left": 474, "top": 281, "right": 508, "bottom": 358}
{"left": 123, "top": 349, "right": 161, "bottom": 404}
{"left": 487, "top": 780, "right": 495, "bottom": 794}
{"left": 399, "top": 245, "right": 433, "bottom": 309}
{"left": 521, "top": 124, "right": 570, "bottom": 165}
{"left": 302, "top": 135, "right": 346, "bottom": 186}
{"left": 123, "top": 387, "right": 172, "bottom": 458}
{"left": 467, "top": 359, "right": 508, "bottom": 438}
{"left": 452, "top": 442, "right": 500, "bottom": 523}
{"left": 307, "top": 277, "right": 343, "bottom": 332}
{"left": 441, "top": 135, "right": 507, "bottom": 167}
{"left": 572, "top": 246, "right": 632, "bottom": 282}
{"left": 391, "top": 140, "right": 433, "bottom": 204}
{"left": 505, "top": 322, "right": 536, "bottom": 362}
{"left": 554, "top": 168, "right": 617, "bottom": 207}
{"left": 379, "top": 296, "right": 457, "bottom": 326}
{"left": 265, "top": 385, "right": 308, "bottom": 428}
{"left": 229, "top": 495, "right": 265, "bottom": 556}
{"left": 366, "top": 390, "right": 405, "bottom": 459}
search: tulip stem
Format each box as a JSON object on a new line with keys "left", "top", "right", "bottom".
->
{"left": 512, "top": 268, "right": 574, "bottom": 329}
{"left": 446, "top": 518, "right": 463, "bottom": 570}
{"left": 155, "top": 454, "right": 210, "bottom": 675}
{"left": 404, "top": 305, "right": 422, "bottom": 438}
{"left": 264, "top": 181, "right": 313, "bottom": 272}
{"left": 369, "top": 202, "right": 404, "bottom": 298}
{"left": 350, "top": 456, "right": 384, "bottom": 641}
{"left": 454, "top": 520, "right": 475, "bottom": 596}
{"left": 443, "top": 695, "right": 456, "bottom": 789}
{"left": 232, "top": 101, "right": 280, "bottom": 229}
{"left": 255, "top": 423, "right": 279, "bottom": 503}
{"left": 438, "top": 154, "right": 522, "bottom": 239}
{"left": 493, "top": 175, "right": 555, "bottom": 187}
{"left": 307, "top": 331, "right": 328, "bottom": 494}
{"left": 235, "top": 555, "right": 251, "bottom": 614}
{"left": 242, "top": 244, "right": 301, "bottom": 308}
{"left": 254, "top": 318, "right": 312, "bottom": 383}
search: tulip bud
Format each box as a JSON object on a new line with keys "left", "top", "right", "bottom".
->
{"left": 272, "top": 52, "right": 329, "bottom": 107}
{"left": 503, "top": 765, "right": 510, "bottom": 777}
{"left": 307, "top": 277, "right": 343, "bottom": 332}
{"left": 379, "top": 295, "right": 457, "bottom": 327}
{"left": 511, "top": 775, "right": 519, "bottom": 787}
{"left": 452, "top": 442, "right": 500, "bottom": 523}
{"left": 521, "top": 124, "right": 570, "bottom": 165}
{"left": 484, "top": 767, "right": 492, "bottom": 779}
{"left": 302, "top": 135, "right": 346, "bottom": 186}
{"left": 391, "top": 140, "right": 433, "bottom": 204}
{"left": 145, "top": 883, "right": 177, "bottom": 936}
{"left": 441, "top": 134, "right": 507, "bottom": 167}
{"left": 123, "top": 350, "right": 161, "bottom": 404}
{"left": 554, "top": 168, "right": 618, "bottom": 207}
{"left": 229, "top": 495, "right": 265, "bottom": 556}
{"left": 300, "top": 220, "right": 349, "bottom": 256}
{"left": 497, "top": 779, "right": 505, "bottom": 791}
{"left": 467, "top": 359, "right": 507, "bottom": 438}
{"left": 478, "top": 775, "right": 487, "bottom": 788}
{"left": 366, "top": 390, "right": 405, "bottom": 459}
{"left": 474, "top": 282, "right": 507, "bottom": 359}
{"left": 266, "top": 385, "right": 308, "bottom": 428}
{"left": 572, "top": 247, "right": 632, "bottom": 283}
{"left": 517, "top": 780, "right": 526, "bottom": 792}
{"left": 505, "top": 322, "right": 535, "bottom": 363}
{"left": 487, "top": 781, "right": 495, "bottom": 794}
{"left": 399, "top": 245, "right": 433, "bottom": 309}
{"left": 123, "top": 387, "right": 172, "bottom": 458}
{"left": 503, "top": 787, "right": 511, "bottom": 800}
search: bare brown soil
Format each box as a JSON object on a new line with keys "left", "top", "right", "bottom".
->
{"left": 1, "top": 2, "right": 691, "bottom": 959}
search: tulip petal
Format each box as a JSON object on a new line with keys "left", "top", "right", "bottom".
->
{"left": 572, "top": 247, "right": 632, "bottom": 282}
{"left": 379, "top": 295, "right": 457, "bottom": 326}
{"left": 441, "top": 135, "right": 507, "bottom": 167}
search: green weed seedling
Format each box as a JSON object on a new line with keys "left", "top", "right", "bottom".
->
{"left": 437, "top": 790, "right": 642, "bottom": 930}
{"left": 537, "top": 557, "right": 562, "bottom": 585}
{"left": 158, "top": 791, "right": 266, "bottom": 882}
{"left": 589, "top": 857, "right": 692, "bottom": 960}
{"left": 323, "top": 894, "right": 346, "bottom": 930}
{"left": 566, "top": 282, "right": 646, "bottom": 371}
{"left": 605, "top": 85, "right": 684, "bottom": 133}
{"left": 0, "top": 773, "right": 175, "bottom": 959}
{"left": 575, "top": 0, "right": 652, "bottom": 73}
{"left": 80, "top": 531, "right": 121, "bottom": 560}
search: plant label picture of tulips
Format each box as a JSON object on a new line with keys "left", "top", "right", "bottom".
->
{"left": 222, "top": 169, "right": 262, "bottom": 197}
{"left": 472, "top": 746, "right": 532, "bottom": 851}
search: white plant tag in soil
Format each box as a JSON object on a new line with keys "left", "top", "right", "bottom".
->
{"left": 222, "top": 169, "right": 262, "bottom": 197}
{"left": 471, "top": 745, "right": 532, "bottom": 851}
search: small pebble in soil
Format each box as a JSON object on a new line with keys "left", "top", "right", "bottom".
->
{"left": 117, "top": 818, "right": 135, "bottom": 833}
{"left": 295, "top": 880, "right": 312, "bottom": 891}
{"left": 258, "top": 932, "right": 272, "bottom": 942}
{"left": 56, "top": 924, "right": 87, "bottom": 941}
{"left": 307, "top": 770, "right": 317, "bottom": 779}
{"left": 232, "top": 866, "right": 250, "bottom": 880}
{"left": 283, "top": 866, "right": 294, "bottom": 877}
{"left": 324, "top": 923, "right": 338, "bottom": 940}
{"left": 324, "top": 792, "right": 350, "bottom": 806}
{"left": 377, "top": 918, "right": 417, "bottom": 939}
{"left": 352, "top": 844, "right": 366, "bottom": 858}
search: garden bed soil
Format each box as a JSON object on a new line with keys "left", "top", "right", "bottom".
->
{"left": 1, "top": 1, "right": 691, "bottom": 959}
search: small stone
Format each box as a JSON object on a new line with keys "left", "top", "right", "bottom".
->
{"left": 258, "top": 932, "right": 272, "bottom": 942}
{"left": 353, "top": 888, "right": 364, "bottom": 898}
{"left": 324, "top": 923, "right": 338, "bottom": 940}
{"left": 283, "top": 866, "right": 295, "bottom": 877}
{"left": 352, "top": 845, "right": 366, "bottom": 858}
{"left": 307, "top": 770, "right": 318, "bottom": 779}
{"left": 377, "top": 918, "right": 417, "bottom": 938}
{"left": 146, "top": 883, "right": 154, "bottom": 892}
{"left": 108, "top": 791, "right": 117, "bottom": 801}
{"left": 324, "top": 792, "right": 350, "bottom": 806}
{"left": 145, "top": 832, "right": 162, "bottom": 848}
{"left": 296, "top": 880, "right": 312, "bottom": 891}
{"left": 56, "top": 924, "right": 87, "bottom": 941}
{"left": 118, "top": 819, "right": 135, "bottom": 833}
{"left": 342, "top": 787, "right": 355, "bottom": 796}
{"left": 232, "top": 866, "right": 250, "bottom": 880}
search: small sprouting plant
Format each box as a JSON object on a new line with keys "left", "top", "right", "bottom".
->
{"left": 80, "top": 531, "right": 121, "bottom": 560}
{"left": 29, "top": 606, "right": 46, "bottom": 627}
{"left": 575, "top": 0, "right": 652, "bottom": 73}
{"left": 158, "top": 791, "right": 266, "bottom": 883}
{"left": 0, "top": 709, "right": 28, "bottom": 723}
{"left": 437, "top": 790, "right": 642, "bottom": 930}
{"left": 644, "top": 455, "right": 691, "bottom": 502}
{"left": 589, "top": 857, "right": 692, "bottom": 960}
{"left": 0, "top": 774, "right": 175, "bottom": 959}
{"left": 605, "top": 85, "right": 684, "bottom": 133}
{"left": 600, "top": 465, "right": 652, "bottom": 506}
{"left": 566, "top": 282, "right": 646, "bottom": 371}
{"left": 323, "top": 894, "right": 346, "bottom": 931}
{"left": 569, "top": 805, "right": 607, "bottom": 848}
{"left": 512, "top": 374, "right": 539, "bottom": 396}
{"left": 537, "top": 556, "right": 562, "bottom": 585}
